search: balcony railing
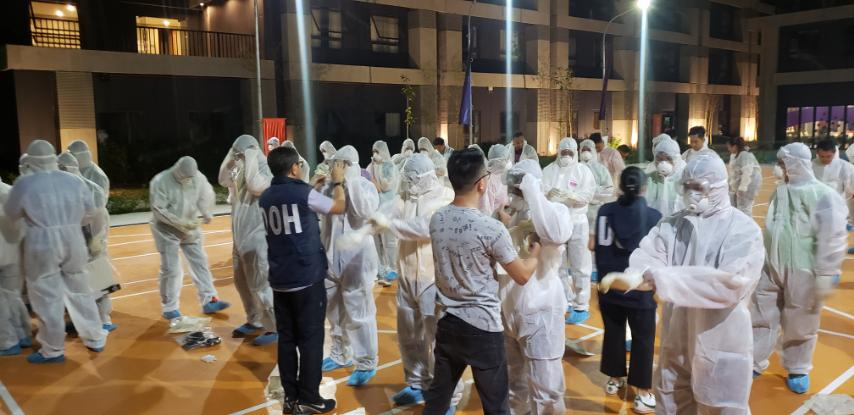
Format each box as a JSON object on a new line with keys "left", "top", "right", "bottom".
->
{"left": 136, "top": 27, "right": 254, "bottom": 59}
{"left": 30, "top": 17, "right": 81, "bottom": 49}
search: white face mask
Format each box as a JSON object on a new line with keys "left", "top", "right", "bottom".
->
{"left": 403, "top": 149, "right": 413, "bottom": 157}
{"left": 657, "top": 161, "right": 674, "bottom": 177}
{"left": 774, "top": 165, "right": 785, "bottom": 181}
{"left": 372, "top": 154, "right": 383, "bottom": 163}
{"left": 683, "top": 190, "right": 711, "bottom": 214}
{"left": 508, "top": 193, "right": 528, "bottom": 212}
{"left": 580, "top": 151, "right": 594, "bottom": 162}
{"left": 558, "top": 155, "right": 573, "bottom": 167}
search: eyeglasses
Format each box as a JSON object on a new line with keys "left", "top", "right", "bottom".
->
{"left": 475, "top": 172, "right": 491, "bottom": 184}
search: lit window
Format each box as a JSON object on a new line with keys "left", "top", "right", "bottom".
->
{"left": 499, "top": 28, "right": 521, "bottom": 61}
{"left": 371, "top": 15, "right": 400, "bottom": 53}
{"left": 30, "top": 1, "right": 80, "bottom": 49}
{"left": 785, "top": 107, "right": 799, "bottom": 140}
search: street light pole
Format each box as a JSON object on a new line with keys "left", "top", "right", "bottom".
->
{"left": 599, "top": 8, "right": 633, "bottom": 137}
{"left": 638, "top": 0, "right": 651, "bottom": 162}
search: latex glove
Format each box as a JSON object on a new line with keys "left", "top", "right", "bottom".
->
{"left": 88, "top": 235, "right": 106, "bottom": 257}
{"left": 181, "top": 219, "right": 202, "bottom": 232}
{"left": 520, "top": 232, "right": 541, "bottom": 258}
{"left": 600, "top": 270, "right": 647, "bottom": 294}
{"left": 815, "top": 275, "right": 839, "bottom": 300}
{"left": 368, "top": 212, "right": 391, "bottom": 231}
{"left": 546, "top": 188, "right": 565, "bottom": 202}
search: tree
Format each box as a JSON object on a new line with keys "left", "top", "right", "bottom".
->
{"left": 535, "top": 65, "right": 576, "bottom": 139}
{"left": 401, "top": 75, "right": 416, "bottom": 139}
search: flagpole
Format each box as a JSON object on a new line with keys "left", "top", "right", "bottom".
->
{"left": 468, "top": 13, "right": 473, "bottom": 147}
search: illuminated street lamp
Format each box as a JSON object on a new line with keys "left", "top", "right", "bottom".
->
{"left": 599, "top": 0, "right": 652, "bottom": 161}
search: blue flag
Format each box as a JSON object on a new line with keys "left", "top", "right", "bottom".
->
{"left": 459, "top": 60, "right": 472, "bottom": 126}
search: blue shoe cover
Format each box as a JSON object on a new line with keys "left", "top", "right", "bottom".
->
{"left": 252, "top": 332, "right": 279, "bottom": 346}
{"left": 787, "top": 374, "right": 809, "bottom": 394}
{"left": 321, "top": 357, "right": 353, "bottom": 372}
{"left": 27, "top": 352, "right": 65, "bottom": 364}
{"left": 233, "top": 323, "right": 261, "bottom": 338}
{"left": 203, "top": 300, "right": 230, "bottom": 314}
{"left": 565, "top": 310, "right": 590, "bottom": 325}
{"left": 347, "top": 369, "right": 376, "bottom": 386}
{"left": 445, "top": 406, "right": 457, "bottom": 415}
{"left": 591, "top": 271, "right": 599, "bottom": 283}
{"left": 162, "top": 310, "right": 181, "bottom": 320}
{"left": 0, "top": 345, "right": 21, "bottom": 356}
{"left": 103, "top": 323, "right": 118, "bottom": 332}
{"left": 385, "top": 271, "right": 399, "bottom": 281}
{"left": 392, "top": 386, "right": 424, "bottom": 405}
{"left": 19, "top": 337, "right": 33, "bottom": 348}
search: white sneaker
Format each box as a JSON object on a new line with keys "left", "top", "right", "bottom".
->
{"left": 605, "top": 378, "right": 626, "bottom": 395}
{"left": 377, "top": 278, "right": 392, "bottom": 287}
{"left": 633, "top": 393, "right": 656, "bottom": 414}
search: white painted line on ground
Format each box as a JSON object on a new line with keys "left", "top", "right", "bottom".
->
{"left": 753, "top": 202, "right": 769, "bottom": 207}
{"left": 574, "top": 329, "right": 605, "bottom": 343}
{"left": 0, "top": 381, "right": 24, "bottom": 415}
{"left": 824, "top": 306, "right": 854, "bottom": 321}
{"left": 377, "top": 329, "right": 398, "bottom": 335}
{"left": 119, "top": 266, "right": 232, "bottom": 286}
{"left": 109, "top": 229, "right": 230, "bottom": 239}
{"left": 227, "top": 400, "right": 276, "bottom": 415}
{"left": 108, "top": 230, "right": 232, "bottom": 247}
{"left": 111, "top": 241, "right": 232, "bottom": 261}
{"left": 112, "top": 277, "right": 233, "bottom": 300}
{"left": 576, "top": 322, "right": 603, "bottom": 332}
{"left": 790, "top": 365, "right": 854, "bottom": 415}
{"left": 818, "top": 329, "right": 854, "bottom": 340}
{"left": 332, "top": 359, "right": 403, "bottom": 386}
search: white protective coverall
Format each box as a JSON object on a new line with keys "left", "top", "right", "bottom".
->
{"left": 812, "top": 151, "right": 854, "bottom": 227}
{"left": 393, "top": 139, "right": 416, "bottom": 170}
{"left": 5, "top": 140, "right": 107, "bottom": 358}
{"left": 580, "top": 139, "right": 616, "bottom": 229}
{"left": 429, "top": 149, "right": 452, "bottom": 191}
{"left": 57, "top": 152, "right": 114, "bottom": 328}
{"left": 267, "top": 136, "right": 281, "bottom": 153}
{"left": 68, "top": 140, "right": 110, "bottom": 195}
{"left": 752, "top": 143, "right": 848, "bottom": 377}
{"left": 645, "top": 134, "right": 673, "bottom": 174}
{"left": 647, "top": 137, "right": 687, "bottom": 217}
{"left": 314, "top": 140, "right": 337, "bottom": 178}
{"left": 0, "top": 178, "right": 30, "bottom": 352}
{"left": 417, "top": 137, "right": 433, "bottom": 155}
{"left": 542, "top": 138, "right": 596, "bottom": 313}
{"left": 727, "top": 149, "right": 763, "bottom": 215}
{"left": 598, "top": 140, "right": 626, "bottom": 188}
{"left": 501, "top": 160, "right": 572, "bottom": 415}
{"left": 381, "top": 154, "right": 456, "bottom": 397}
{"left": 508, "top": 142, "right": 538, "bottom": 165}
{"left": 281, "top": 141, "right": 312, "bottom": 183}
{"left": 481, "top": 145, "right": 510, "bottom": 216}
{"left": 322, "top": 146, "right": 381, "bottom": 371}
{"left": 625, "top": 154, "right": 765, "bottom": 414}
{"left": 219, "top": 135, "right": 276, "bottom": 333}
{"left": 682, "top": 136, "right": 718, "bottom": 164}
{"left": 149, "top": 156, "right": 220, "bottom": 315}
{"left": 368, "top": 140, "right": 401, "bottom": 279}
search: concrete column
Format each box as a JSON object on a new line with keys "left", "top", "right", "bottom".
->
{"left": 56, "top": 72, "right": 98, "bottom": 161}
{"left": 527, "top": 24, "right": 550, "bottom": 154}
{"left": 409, "top": 10, "right": 439, "bottom": 140}
{"left": 14, "top": 71, "right": 59, "bottom": 153}
{"left": 282, "top": 2, "right": 314, "bottom": 155}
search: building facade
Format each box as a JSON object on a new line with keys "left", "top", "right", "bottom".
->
{"left": 751, "top": 3, "right": 854, "bottom": 147}
{"left": 1, "top": 0, "right": 276, "bottom": 184}
{"left": 273, "top": 0, "right": 767, "bottom": 161}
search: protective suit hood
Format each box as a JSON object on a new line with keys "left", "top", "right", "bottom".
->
{"left": 579, "top": 139, "right": 598, "bottom": 163}
{"left": 57, "top": 152, "right": 81, "bottom": 175}
{"left": 556, "top": 137, "right": 578, "bottom": 167}
{"left": 373, "top": 140, "right": 392, "bottom": 162}
{"left": 26, "top": 140, "right": 58, "bottom": 172}
{"left": 403, "top": 153, "right": 439, "bottom": 196}
{"left": 172, "top": 156, "right": 199, "bottom": 182}
{"left": 332, "top": 145, "right": 361, "bottom": 179}
{"left": 428, "top": 150, "right": 448, "bottom": 177}
{"left": 68, "top": 139, "right": 94, "bottom": 168}
{"left": 267, "top": 137, "right": 280, "bottom": 149}
{"left": 417, "top": 137, "right": 433, "bottom": 154}
{"left": 778, "top": 142, "right": 815, "bottom": 185}
{"left": 232, "top": 134, "right": 260, "bottom": 153}
{"left": 681, "top": 154, "right": 730, "bottom": 217}
{"left": 487, "top": 144, "right": 510, "bottom": 174}
{"left": 319, "top": 140, "right": 337, "bottom": 161}
{"left": 401, "top": 138, "right": 415, "bottom": 154}
{"left": 652, "top": 133, "right": 672, "bottom": 149}
{"left": 509, "top": 159, "right": 543, "bottom": 181}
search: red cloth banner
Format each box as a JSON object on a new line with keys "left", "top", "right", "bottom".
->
{"left": 262, "top": 118, "right": 286, "bottom": 155}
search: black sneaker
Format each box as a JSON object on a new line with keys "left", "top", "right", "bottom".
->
{"left": 295, "top": 399, "right": 336, "bottom": 414}
{"left": 282, "top": 398, "right": 296, "bottom": 414}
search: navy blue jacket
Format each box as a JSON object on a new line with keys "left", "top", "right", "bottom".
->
{"left": 259, "top": 176, "right": 327, "bottom": 290}
{"left": 594, "top": 197, "right": 662, "bottom": 309}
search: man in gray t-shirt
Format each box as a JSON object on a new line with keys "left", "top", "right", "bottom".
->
{"left": 423, "top": 149, "right": 540, "bottom": 415}
{"left": 430, "top": 205, "right": 517, "bottom": 332}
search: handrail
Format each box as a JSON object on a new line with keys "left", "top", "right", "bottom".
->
{"left": 136, "top": 26, "right": 255, "bottom": 58}
{"left": 30, "top": 17, "right": 81, "bottom": 49}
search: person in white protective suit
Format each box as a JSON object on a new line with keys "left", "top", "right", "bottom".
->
{"left": 518, "top": 145, "right": 539, "bottom": 164}
{"left": 542, "top": 137, "right": 596, "bottom": 325}
{"left": 368, "top": 140, "right": 401, "bottom": 286}
{"left": 645, "top": 134, "right": 673, "bottom": 174}
{"left": 367, "top": 154, "right": 462, "bottom": 410}
{"left": 646, "top": 137, "right": 687, "bottom": 218}
{"left": 150, "top": 156, "right": 230, "bottom": 320}
{"left": 314, "top": 140, "right": 337, "bottom": 179}
{"left": 480, "top": 144, "right": 510, "bottom": 217}
{"left": 429, "top": 149, "right": 453, "bottom": 190}
{"left": 0, "top": 177, "right": 31, "bottom": 356}
{"left": 600, "top": 154, "right": 765, "bottom": 414}
{"left": 219, "top": 135, "right": 278, "bottom": 346}
{"left": 682, "top": 126, "right": 718, "bottom": 164}
{"left": 281, "top": 140, "right": 312, "bottom": 183}
{"left": 812, "top": 139, "right": 854, "bottom": 233}
{"left": 68, "top": 139, "right": 110, "bottom": 195}
{"left": 590, "top": 133, "right": 625, "bottom": 187}
{"left": 752, "top": 142, "right": 848, "bottom": 395}
{"left": 468, "top": 144, "right": 486, "bottom": 161}
{"left": 393, "top": 139, "right": 416, "bottom": 170}
{"left": 418, "top": 137, "right": 433, "bottom": 155}
{"left": 509, "top": 132, "right": 536, "bottom": 165}
{"left": 5, "top": 140, "right": 108, "bottom": 363}
{"left": 580, "top": 139, "right": 616, "bottom": 234}
{"left": 57, "top": 152, "right": 116, "bottom": 333}
{"left": 726, "top": 137, "right": 763, "bottom": 216}
{"left": 319, "top": 145, "right": 381, "bottom": 387}
{"left": 496, "top": 159, "right": 573, "bottom": 415}
{"left": 267, "top": 137, "right": 281, "bottom": 153}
